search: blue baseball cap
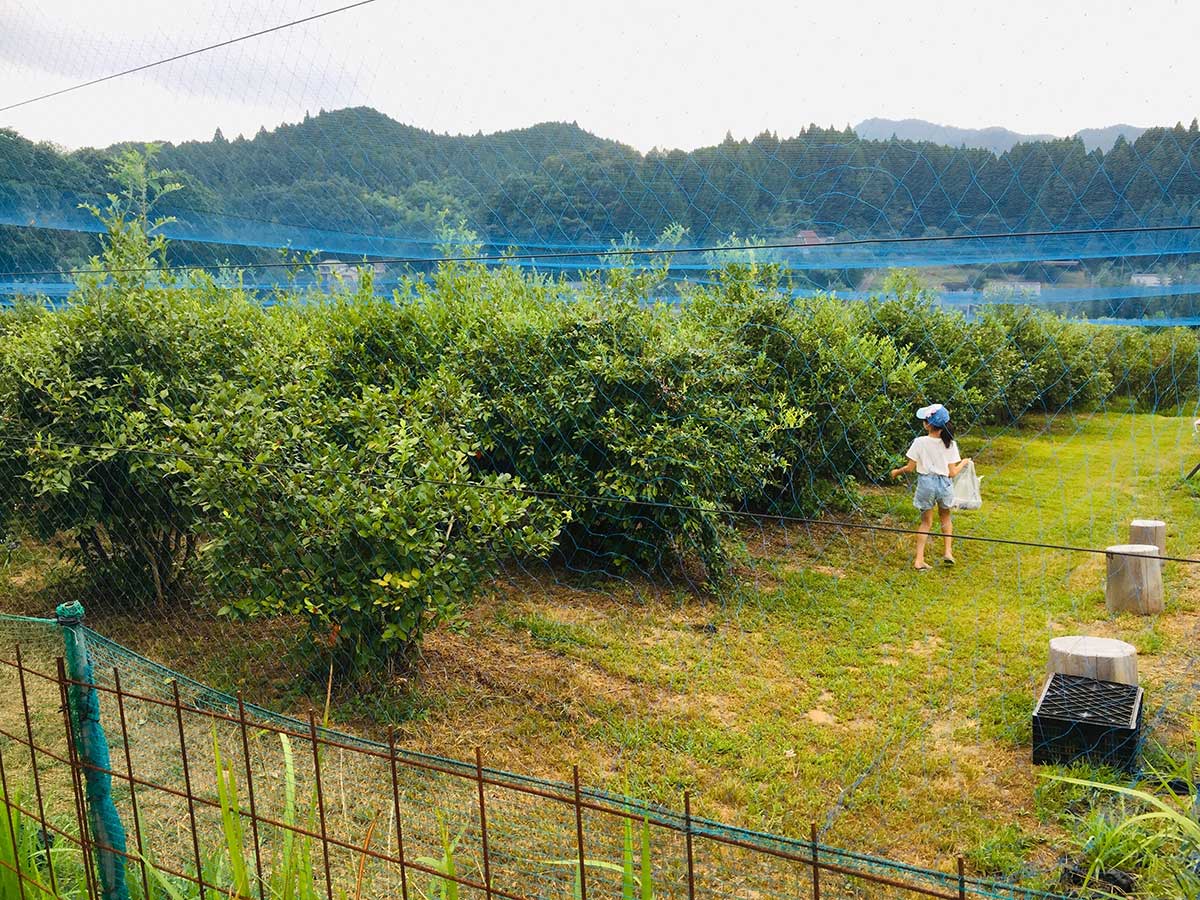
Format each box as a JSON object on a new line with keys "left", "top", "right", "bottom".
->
{"left": 916, "top": 403, "right": 950, "bottom": 427}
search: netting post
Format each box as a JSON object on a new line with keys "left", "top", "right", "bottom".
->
{"left": 55, "top": 601, "right": 131, "bottom": 900}
{"left": 56, "top": 656, "right": 99, "bottom": 900}
{"left": 809, "top": 822, "right": 820, "bottom": 900}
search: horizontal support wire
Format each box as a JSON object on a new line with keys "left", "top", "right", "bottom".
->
{"left": 3, "top": 221, "right": 1200, "bottom": 280}
{"left": 2, "top": 433, "right": 1195, "bottom": 565}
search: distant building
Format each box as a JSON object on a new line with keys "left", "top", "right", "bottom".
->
{"left": 793, "top": 230, "right": 828, "bottom": 245}
{"left": 1131, "top": 273, "right": 1171, "bottom": 287}
{"left": 316, "top": 258, "right": 386, "bottom": 282}
{"left": 986, "top": 280, "right": 1042, "bottom": 297}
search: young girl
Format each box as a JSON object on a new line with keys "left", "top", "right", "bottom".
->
{"left": 889, "top": 403, "right": 971, "bottom": 571}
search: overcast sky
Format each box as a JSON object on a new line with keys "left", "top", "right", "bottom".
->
{"left": 1, "top": 0, "right": 1197, "bottom": 153}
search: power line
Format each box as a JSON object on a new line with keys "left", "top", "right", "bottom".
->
{"left": 5, "top": 433, "right": 1196, "bottom": 565}
{"left": 0, "top": 0, "right": 381, "bottom": 115}
{"left": 2, "top": 221, "right": 1199, "bottom": 281}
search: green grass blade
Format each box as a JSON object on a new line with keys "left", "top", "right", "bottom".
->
{"left": 541, "top": 859, "right": 628, "bottom": 877}
{"left": 136, "top": 851, "right": 191, "bottom": 900}
{"left": 622, "top": 818, "right": 636, "bottom": 900}
{"left": 441, "top": 815, "right": 458, "bottom": 900}
{"left": 212, "top": 726, "right": 250, "bottom": 899}
{"left": 0, "top": 783, "right": 21, "bottom": 900}
{"left": 1046, "top": 775, "right": 1200, "bottom": 844}
{"left": 639, "top": 819, "right": 653, "bottom": 900}
{"left": 278, "top": 733, "right": 298, "bottom": 900}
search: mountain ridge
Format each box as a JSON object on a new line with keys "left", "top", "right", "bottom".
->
{"left": 3, "top": 107, "right": 1198, "bottom": 276}
{"left": 854, "top": 117, "right": 1146, "bottom": 154}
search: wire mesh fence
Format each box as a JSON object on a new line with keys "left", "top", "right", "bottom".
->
{"left": 0, "top": 612, "right": 1076, "bottom": 900}
{"left": 3, "top": 7, "right": 1200, "bottom": 895}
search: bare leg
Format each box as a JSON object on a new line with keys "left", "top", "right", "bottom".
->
{"left": 939, "top": 507, "right": 954, "bottom": 561}
{"left": 914, "top": 509, "right": 935, "bottom": 568}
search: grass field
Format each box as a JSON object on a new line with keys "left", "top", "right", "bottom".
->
{"left": 3, "top": 409, "right": 1199, "bottom": 885}
{"left": 389, "top": 410, "right": 1200, "bottom": 879}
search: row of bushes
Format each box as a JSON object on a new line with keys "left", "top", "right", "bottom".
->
{"left": 2, "top": 187, "right": 1198, "bottom": 671}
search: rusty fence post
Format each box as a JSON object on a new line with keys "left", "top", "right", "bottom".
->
{"left": 171, "top": 680, "right": 206, "bottom": 895}
{"left": 475, "top": 748, "right": 494, "bottom": 900}
{"left": 683, "top": 792, "right": 696, "bottom": 900}
{"left": 16, "top": 645, "right": 58, "bottom": 896}
{"left": 572, "top": 767, "right": 588, "bottom": 900}
{"left": 387, "top": 729, "right": 410, "bottom": 900}
{"left": 810, "top": 822, "right": 820, "bottom": 900}
{"left": 237, "top": 693, "right": 266, "bottom": 900}
{"left": 112, "top": 669, "right": 150, "bottom": 900}
{"left": 307, "top": 711, "right": 335, "bottom": 900}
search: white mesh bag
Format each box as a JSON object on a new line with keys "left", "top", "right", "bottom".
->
{"left": 952, "top": 459, "right": 982, "bottom": 510}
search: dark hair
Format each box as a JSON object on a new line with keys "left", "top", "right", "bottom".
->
{"left": 935, "top": 422, "right": 954, "bottom": 449}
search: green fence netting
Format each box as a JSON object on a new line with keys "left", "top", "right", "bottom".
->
{"left": 0, "top": 610, "right": 1075, "bottom": 900}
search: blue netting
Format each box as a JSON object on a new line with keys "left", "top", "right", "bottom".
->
{"left": 2, "top": 6, "right": 1200, "bottom": 897}
{"left": 3, "top": 114, "right": 1200, "bottom": 321}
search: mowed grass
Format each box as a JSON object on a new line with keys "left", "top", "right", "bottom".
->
{"left": 397, "top": 410, "right": 1200, "bottom": 876}
{"left": 2, "top": 410, "right": 1198, "bottom": 882}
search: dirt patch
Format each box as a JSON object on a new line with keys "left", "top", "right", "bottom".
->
{"left": 421, "top": 618, "right": 660, "bottom": 717}
{"left": 929, "top": 714, "right": 983, "bottom": 756}
{"left": 908, "top": 635, "right": 944, "bottom": 658}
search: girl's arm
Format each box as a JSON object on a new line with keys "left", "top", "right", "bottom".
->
{"left": 890, "top": 459, "right": 916, "bottom": 479}
{"left": 947, "top": 457, "right": 972, "bottom": 478}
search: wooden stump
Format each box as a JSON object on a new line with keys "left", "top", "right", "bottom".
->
{"left": 1105, "top": 544, "right": 1164, "bottom": 615}
{"left": 1048, "top": 635, "right": 1138, "bottom": 685}
{"left": 1129, "top": 519, "right": 1166, "bottom": 570}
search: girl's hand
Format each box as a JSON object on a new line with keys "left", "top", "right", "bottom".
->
{"left": 889, "top": 468, "right": 901, "bottom": 480}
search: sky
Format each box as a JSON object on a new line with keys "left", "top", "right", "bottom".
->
{"left": 1, "top": 0, "right": 1198, "bottom": 153}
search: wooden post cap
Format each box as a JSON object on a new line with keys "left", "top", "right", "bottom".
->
{"left": 1129, "top": 520, "right": 1166, "bottom": 570}
{"left": 1106, "top": 543, "right": 1161, "bottom": 555}
{"left": 1048, "top": 635, "right": 1138, "bottom": 685}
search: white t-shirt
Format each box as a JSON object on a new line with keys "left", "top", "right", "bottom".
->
{"left": 906, "top": 435, "right": 961, "bottom": 476}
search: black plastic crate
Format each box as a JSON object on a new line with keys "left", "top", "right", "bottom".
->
{"left": 1032, "top": 673, "right": 1143, "bottom": 771}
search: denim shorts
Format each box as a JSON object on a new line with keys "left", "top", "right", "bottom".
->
{"left": 913, "top": 473, "right": 955, "bottom": 511}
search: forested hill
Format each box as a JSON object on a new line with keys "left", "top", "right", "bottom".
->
{"left": 2, "top": 107, "right": 1200, "bottom": 274}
